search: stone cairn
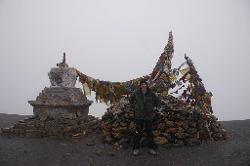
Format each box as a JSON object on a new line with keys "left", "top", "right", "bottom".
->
{"left": 98, "top": 33, "right": 227, "bottom": 149}
{"left": 100, "top": 96, "right": 227, "bottom": 149}
{"left": 1, "top": 53, "right": 99, "bottom": 138}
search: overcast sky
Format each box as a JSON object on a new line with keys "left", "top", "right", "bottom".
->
{"left": 0, "top": 0, "right": 249, "bottom": 120}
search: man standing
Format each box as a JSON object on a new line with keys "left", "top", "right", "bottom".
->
{"left": 129, "top": 79, "right": 160, "bottom": 156}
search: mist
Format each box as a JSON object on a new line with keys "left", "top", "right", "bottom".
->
{"left": 0, "top": 0, "right": 249, "bottom": 121}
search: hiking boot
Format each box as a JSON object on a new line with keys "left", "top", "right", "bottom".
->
{"left": 133, "top": 149, "right": 140, "bottom": 156}
{"left": 148, "top": 149, "right": 157, "bottom": 155}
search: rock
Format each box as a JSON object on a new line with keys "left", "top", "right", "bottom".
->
{"left": 185, "top": 138, "right": 200, "bottom": 146}
{"left": 86, "top": 142, "right": 95, "bottom": 146}
{"left": 154, "top": 136, "right": 168, "bottom": 145}
{"left": 60, "top": 143, "right": 67, "bottom": 146}
{"left": 1, "top": 128, "right": 11, "bottom": 133}
{"left": 66, "top": 153, "right": 71, "bottom": 156}
{"left": 173, "top": 140, "right": 185, "bottom": 147}
{"left": 95, "top": 149, "right": 104, "bottom": 156}
{"left": 107, "top": 151, "right": 115, "bottom": 157}
{"left": 1, "top": 115, "right": 100, "bottom": 138}
{"left": 99, "top": 95, "right": 227, "bottom": 148}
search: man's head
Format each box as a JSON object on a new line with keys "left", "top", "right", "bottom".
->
{"left": 139, "top": 79, "right": 148, "bottom": 93}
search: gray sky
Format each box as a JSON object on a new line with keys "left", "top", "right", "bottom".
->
{"left": 0, "top": 0, "right": 249, "bottom": 121}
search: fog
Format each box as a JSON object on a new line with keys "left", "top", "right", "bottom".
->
{"left": 0, "top": 0, "right": 249, "bottom": 121}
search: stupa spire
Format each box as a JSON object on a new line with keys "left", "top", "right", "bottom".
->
{"left": 56, "top": 52, "right": 68, "bottom": 68}
{"left": 63, "top": 52, "right": 66, "bottom": 64}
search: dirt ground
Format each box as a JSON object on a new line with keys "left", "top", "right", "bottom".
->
{"left": 0, "top": 113, "right": 250, "bottom": 166}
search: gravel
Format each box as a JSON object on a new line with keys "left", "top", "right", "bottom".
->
{"left": 0, "top": 113, "right": 250, "bottom": 166}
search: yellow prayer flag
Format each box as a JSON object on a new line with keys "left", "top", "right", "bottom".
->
{"left": 169, "top": 74, "right": 177, "bottom": 81}
{"left": 180, "top": 67, "right": 190, "bottom": 75}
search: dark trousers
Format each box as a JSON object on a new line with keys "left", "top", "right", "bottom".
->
{"left": 133, "top": 119, "right": 157, "bottom": 149}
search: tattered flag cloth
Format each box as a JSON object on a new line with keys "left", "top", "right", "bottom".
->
{"left": 77, "top": 69, "right": 149, "bottom": 104}
{"left": 76, "top": 32, "right": 213, "bottom": 114}
{"left": 77, "top": 32, "right": 175, "bottom": 104}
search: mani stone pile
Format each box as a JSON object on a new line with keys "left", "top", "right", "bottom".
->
{"left": 100, "top": 96, "right": 227, "bottom": 149}
{"left": 0, "top": 54, "right": 99, "bottom": 138}
{"left": 0, "top": 115, "right": 99, "bottom": 138}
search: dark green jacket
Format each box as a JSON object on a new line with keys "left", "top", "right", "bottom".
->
{"left": 129, "top": 88, "right": 160, "bottom": 120}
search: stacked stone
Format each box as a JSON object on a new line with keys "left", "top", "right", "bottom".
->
{"left": 1, "top": 115, "right": 99, "bottom": 138}
{"left": 100, "top": 96, "right": 227, "bottom": 149}
{"left": 100, "top": 99, "right": 135, "bottom": 148}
